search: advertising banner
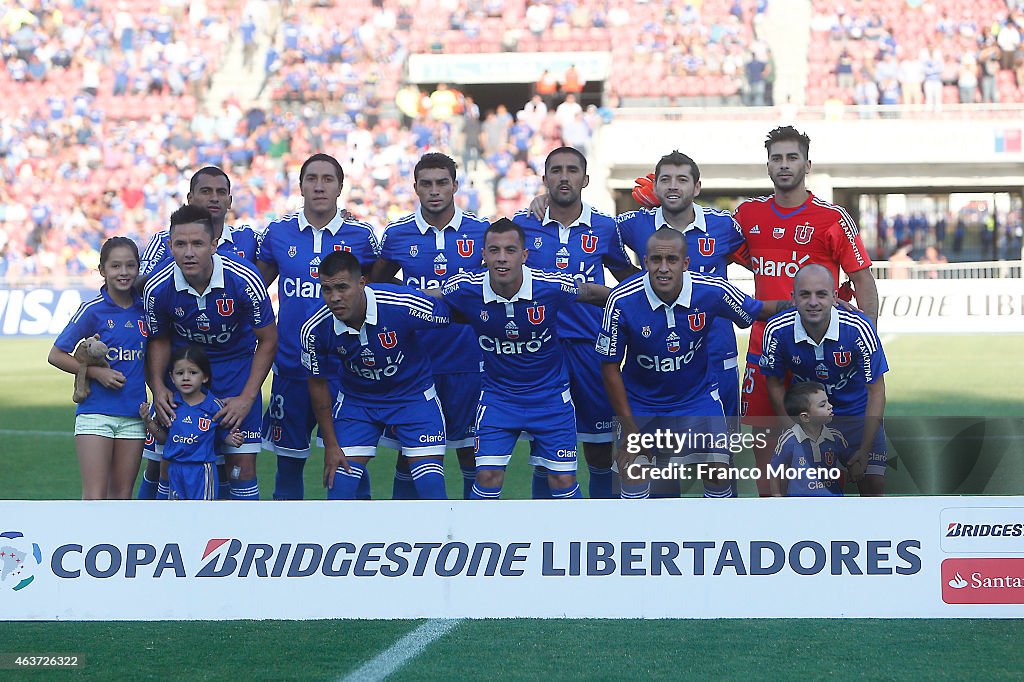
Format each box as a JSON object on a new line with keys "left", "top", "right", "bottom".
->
{"left": 3, "top": 498, "right": 1023, "bottom": 620}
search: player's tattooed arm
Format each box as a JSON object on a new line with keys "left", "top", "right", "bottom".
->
{"left": 757, "top": 299, "right": 796, "bottom": 319}
{"left": 576, "top": 283, "right": 611, "bottom": 307}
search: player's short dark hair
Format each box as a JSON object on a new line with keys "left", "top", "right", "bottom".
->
{"left": 544, "top": 146, "right": 587, "bottom": 174}
{"left": 300, "top": 153, "right": 345, "bottom": 188}
{"left": 646, "top": 227, "right": 688, "bottom": 256}
{"left": 99, "top": 236, "right": 140, "bottom": 268}
{"left": 170, "top": 344, "right": 212, "bottom": 385}
{"left": 189, "top": 166, "right": 231, "bottom": 194}
{"left": 168, "top": 204, "right": 216, "bottom": 241}
{"left": 485, "top": 217, "right": 525, "bottom": 249}
{"left": 319, "top": 250, "right": 362, "bottom": 279}
{"left": 765, "top": 126, "right": 811, "bottom": 159}
{"left": 784, "top": 381, "right": 826, "bottom": 419}
{"left": 414, "top": 152, "right": 458, "bottom": 183}
{"left": 655, "top": 150, "right": 701, "bottom": 184}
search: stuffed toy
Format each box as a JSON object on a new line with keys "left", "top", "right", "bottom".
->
{"left": 72, "top": 334, "right": 109, "bottom": 403}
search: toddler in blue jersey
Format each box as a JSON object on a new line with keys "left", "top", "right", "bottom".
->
{"left": 140, "top": 346, "right": 243, "bottom": 500}
{"left": 770, "top": 381, "right": 847, "bottom": 497}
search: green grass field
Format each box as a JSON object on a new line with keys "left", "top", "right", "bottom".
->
{"left": 2, "top": 335, "right": 1024, "bottom": 679}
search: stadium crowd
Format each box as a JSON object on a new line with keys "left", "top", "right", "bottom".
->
{"left": 2, "top": 0, "right": 1024, "bottom": 286}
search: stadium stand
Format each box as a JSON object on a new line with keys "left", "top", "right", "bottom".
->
{"left": 1, "top": 0, "right": 1022, "bottom": 286}
{"left": 807, "top": 0, "right": 1024, "bottom": 108}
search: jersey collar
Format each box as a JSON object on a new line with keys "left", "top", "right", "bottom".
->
{"left": 654, "top": 203, "right": 707, "bottom": 233}
{"left": 791, "top": 422, "right": 839, "bottom": 445}
{"left": 99, "top": 286, "right": 143, "bottom": 308}
{"left": 543, "top": 203, "right": 592, "bottom": 230}
{"left": 642, "top": 271, "right": 693, "bottom": 310}
{"left": 171, "top": 390, "right": 217, "bottom": 412}
{"left": 483, "top": 265, "right": 533, "bottom": 303}
{"left": 299, "top": 208, "right": 346, "bottom": 235}
{"left": 334, "top": 286, "right": 378, "bottom": 335}
{"left": 794, "top": 306, "right": 840, "bottom": 346}
{"left": 173, "top": 253, "right": 225, "bottom": 298}
{"left": 414, "top": 206, "right": 463, "bottom": 235}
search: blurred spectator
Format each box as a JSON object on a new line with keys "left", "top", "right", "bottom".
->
{"left": 919, "top": 245, "right": 948, "bottom": 278}
{"left": 535, "top": 68, "right": 558, "bottom": 106}
{"left": 561, "top": 64, "right": 583, "bottom": 97}
{"left": 887, "top": 244, "right": 914, "bottom": 279}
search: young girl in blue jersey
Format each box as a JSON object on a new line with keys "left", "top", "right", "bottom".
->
{"left": 139, "top": 345, "right": 243, "bottom": 500}
{"left": 48, "top": 237, "right": 148, "bottom": 500}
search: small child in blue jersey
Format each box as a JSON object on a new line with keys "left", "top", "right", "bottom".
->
{"left": 139, "top": 346, "right": 243, "bottom": 500}
{"left": 770, "top": 382, "right": 848, "bottom": 497}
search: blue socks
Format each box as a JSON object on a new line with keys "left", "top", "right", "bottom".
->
{"left": 551, "top": 483, "right": 582, "bottom": 499}
{"left": 587, "top": 465, "right": 614, "bottom": 499}
{"left": 230, "top": 477, "right": 259, "bottom": 500}
{"left": 531, "top": 468, "right": 552, "bottom": 499}
{"left": 356, "top": 466, "right": 371, "bottom": 500}
{"left": 460, "top": 466, "right": 476, "bottom": 500}
{"left": 620, "top": 482, "right": 651, "bottom": 499}
{"left": 328, "top": 463, "right": 367, "bottom": 500}
{"left": 137, "top": 472, "right": 158, "bottom": 500}
{"left": 703, "top": 482, "right": 735, "bottom": 498}
{"left": 409, "top": 458, "right": 447, "bottom": 499}
{"left": 274, "top": 455, "right": 306, "bottom": 500}
{"left": 156, "top": 478, "right": 170, "bottom": 500}
{"left": 392, "top": 469, "right": 417, "bottom": 500}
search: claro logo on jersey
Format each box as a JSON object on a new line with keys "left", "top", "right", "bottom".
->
{"left": 479, "top": 328, "right": 552, "bottom": 354}
{"left": 44, "top": 538, "right": 923, "bottom": 580}
{"left": 751, "top": 252, "right": 811, "bottom": 278}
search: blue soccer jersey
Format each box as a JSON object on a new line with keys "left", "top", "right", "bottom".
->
{"left": 616, "top": 205, "right": 749, "bottom": 371}
{"left": 596, "top": 272, "right": 762, "bottom": 413}
{"left": 143, "top": 254, "right": 273, "bottom": 362}
{"left": 440, "top": 266, "right": 579, "bottom": 403}
{"left": 139, "top": 223, "right": 263, "bottom": 280}
{"left": 378, "top": 206, "right": 489, "bottom": 374}
{"left": 300, "top": 284, "right": 451, "bottom": 405}
{"left": 162, "top": 390, "right": 231, "bottom": 463}
{"left": 760, "top": 308, "right": 888, "bottom": 416}
{"left": 258, "top": 209, "right": 378, "bottom": 378}
{"left": 512, "top": 204, "right": 631, "bottom": 341}
{"left": 54, "top": 287, "right": 148, "bottom": 417}
{"left": 771, "top": 423, "right": 848, "bottom": 496}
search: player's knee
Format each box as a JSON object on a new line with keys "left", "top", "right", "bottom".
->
{"left": 547, "top": 472, "right": 576, "bottom": 489}
{"left": 581, "top": 442, "right": 613, "bottom": 468}
{"left": 476, "top": 468, "right": 504, "bottom": 488}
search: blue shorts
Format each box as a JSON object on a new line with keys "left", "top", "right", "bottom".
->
{"left": 627, "top": 389, "right": 732, "bottom": 467}
{"left": 714, "top": 363, "right": 740, "bottom": 433}
{"left": 563, "top": 339, "right": 615, "bottom": 443}
{"left": 833, "top": 417, "right": 888, "bottom": 476}
{"left": 333, "top": 386, "right": 446, "bottom": 459}
{"left": 380, "top": 371, "right": 481, "bottom": 450}
{"left": 144, "top": 357, "right": 262, "bottom": 458}
{"left": 475, "top": 388, "right": 578, "bottom": 473}
{"left": 168, "top": 461, "right": 218, "bottom": 500}
{"left": 261, "top": 374, "right": 317, "bottom": 459}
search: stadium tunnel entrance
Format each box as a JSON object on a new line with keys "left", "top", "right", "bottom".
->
{"left": 455, "top": 80, "right": 605, "bottom": 117}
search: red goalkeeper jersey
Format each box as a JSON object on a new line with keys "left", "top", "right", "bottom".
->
{"left": 733, "top": 192, "right": 872, "bottom": 354}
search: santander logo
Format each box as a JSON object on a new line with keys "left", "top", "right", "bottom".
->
{"left": 941, "top": 558, "right": 1024, "bottom": 604}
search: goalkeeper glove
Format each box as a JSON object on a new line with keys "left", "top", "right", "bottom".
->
{"left": 631, "top": 173, "right": 659, "bottom": 208}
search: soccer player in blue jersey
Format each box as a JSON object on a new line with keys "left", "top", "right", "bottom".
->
{"left": 769, "top": 382, "right": 847, "bottom": 497}
{"left": 512, "top": 146, "right": 639, "bottom": 499}
{"left": 760, "top": 263, "right": 888, "bottom": 495}
{"left": 256, "top": 153, "right": 379, "bottom": 500}
{"left": 49, "top": 237, "right": 147, "bottom": 499}
{"left": 371, "top": 152, "right": 490, "bottom": 499}
{"left": 616, "top": 151, "right": 751, "bottom": 432}
{"left": 597, "top": 229, "right": 787, "bottom": 499}
{"left": 139, "top": 346, "right": 244, "bottom": 500}
{"left": 430, "top": 218, "right": 611, "bottom": 500}
{"left": 139, "top": 167, "right": 262, "bottom": 281}
{"left": 302, "top": 251, "right": 452, "bottom": 499}
{"left": 143, "top": 205, "right": 277, "bottom": 500}
{"left": 136, "top": 166, "right": 262, "bottom": 498}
